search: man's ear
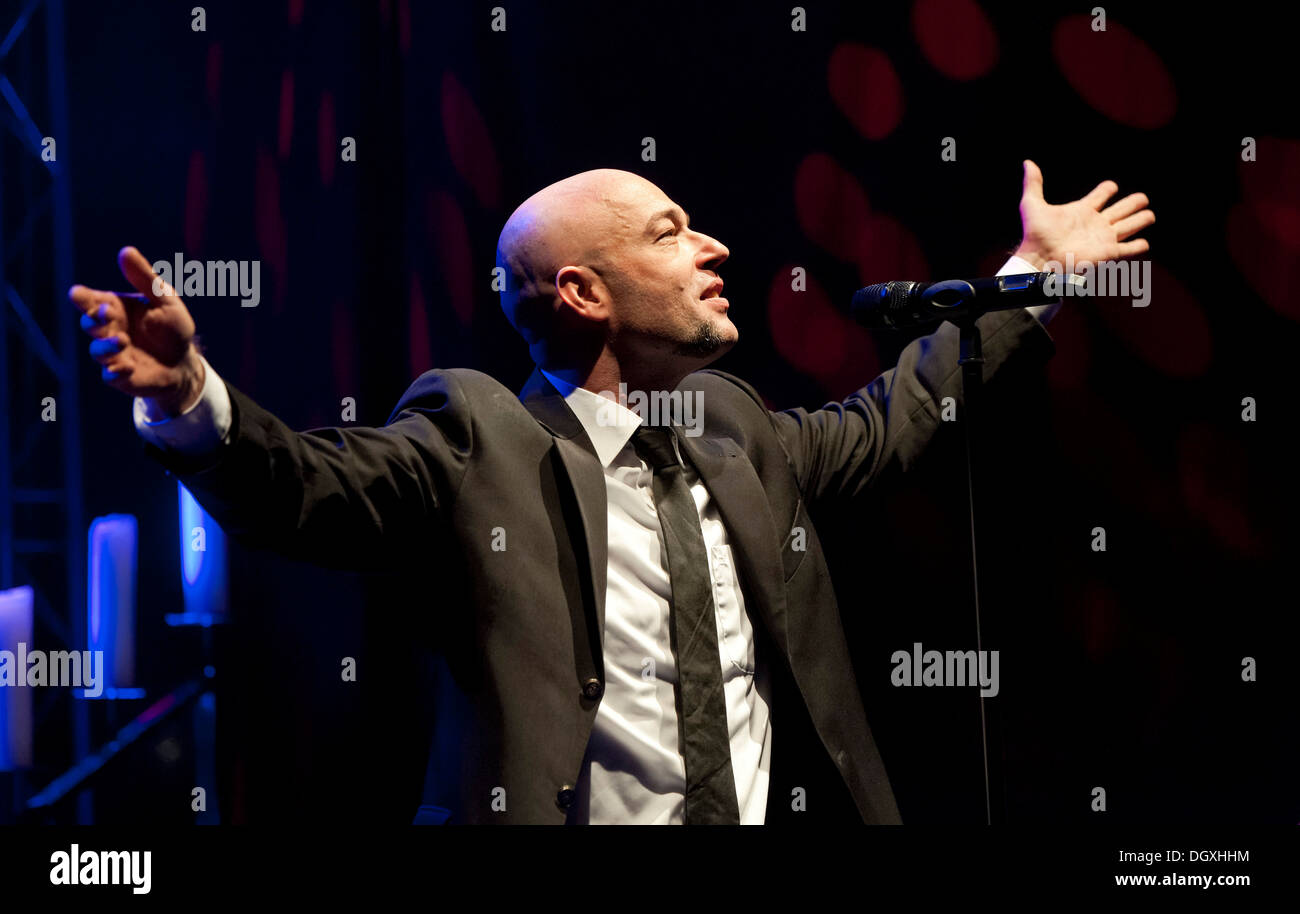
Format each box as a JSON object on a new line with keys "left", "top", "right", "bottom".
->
{"left": 555, "top": 265, "right": 609, "bottom": 322}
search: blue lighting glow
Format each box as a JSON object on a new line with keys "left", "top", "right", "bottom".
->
{"left": 174, "top": 483, "right": 228, "bottom": 626}
{"left": 0, "top": 586, "right": 34, "bottom": 770}
{"left": 86, "top": 514, "right": 137, "bottom": 698}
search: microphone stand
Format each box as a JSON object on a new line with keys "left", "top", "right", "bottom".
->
{"left": 955, "top": 314, "right": 1004, "bottom": 826}
{"left": 859, "top": 274, "right": 1073, "bottom": 824}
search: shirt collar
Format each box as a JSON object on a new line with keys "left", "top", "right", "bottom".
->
{"left": 540, "top": 368, "right": 644, "bottom": 468}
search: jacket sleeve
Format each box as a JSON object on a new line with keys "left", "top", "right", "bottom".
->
{"left": 766, "top": 307, "right": 1055, "bottom": 508}
{"left": 142, "top": 368, "right": 475, "bottom": 571}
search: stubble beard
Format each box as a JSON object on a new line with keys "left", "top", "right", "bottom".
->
{"left": 673, "top": 317, "right": 730, "bottom": 358}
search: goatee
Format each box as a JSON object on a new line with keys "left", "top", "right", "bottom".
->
{"left": 674, "top": 319, "right": 728, "bottom": 358}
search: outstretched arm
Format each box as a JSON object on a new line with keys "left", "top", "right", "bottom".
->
{"left": 771, "top": 161, "right": 1155, "bottom": 507}
{"left": 770, "top": 284, "right": 1052, "bottom": 507}
{"left": 69, "top": 248, "right": 472, "bottom": 571}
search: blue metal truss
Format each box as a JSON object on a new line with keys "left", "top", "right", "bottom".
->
{"left": 0, "top": 0, "right": 88, "bottom": 822}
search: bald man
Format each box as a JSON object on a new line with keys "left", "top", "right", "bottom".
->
{"left": 69, "top": 166, "right": 1153, "bottom": 824}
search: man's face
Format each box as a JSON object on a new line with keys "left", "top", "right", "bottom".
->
{"left": 595, "top": 179, "right": 736, "bottom": 366}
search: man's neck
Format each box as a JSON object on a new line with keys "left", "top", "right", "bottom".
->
{"left": 542, "top": 353, "right": 689, "bottom": 398}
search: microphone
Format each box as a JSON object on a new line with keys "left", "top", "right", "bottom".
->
{"left": 851, "top": 271, "right": 1086, "bottom": 330}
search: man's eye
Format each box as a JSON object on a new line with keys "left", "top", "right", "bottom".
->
{"left": 657, "top": 229, "right": 675, "bottom": 241}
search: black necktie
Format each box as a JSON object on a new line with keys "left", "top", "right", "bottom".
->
{"left": 631, "top": 424, "right": 741, "bottom": 825}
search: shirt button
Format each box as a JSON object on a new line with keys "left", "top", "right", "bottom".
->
{"left": 581, "top": 678, "right": 603, "bottom": 700}
{"left": 556, "top": 785, "right": 576, "bottom": 810}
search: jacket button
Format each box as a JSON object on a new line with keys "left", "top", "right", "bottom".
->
{"left": 556, "top": 785, "right": 576, "bottom": 810}
{"left": 581, "top": 678, "right": 603, "bottom": 700}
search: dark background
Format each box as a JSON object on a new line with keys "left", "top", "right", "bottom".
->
{"left": 3, "top": 0, "right": 1295, "bottom": 824}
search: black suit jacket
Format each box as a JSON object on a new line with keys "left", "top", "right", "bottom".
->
{"left": 147, "top": 307, "right": 1054, "bottom": 823}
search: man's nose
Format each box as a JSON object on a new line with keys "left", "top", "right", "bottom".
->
{"left": 697, "top": 232, "right": 729, "bottom": 267}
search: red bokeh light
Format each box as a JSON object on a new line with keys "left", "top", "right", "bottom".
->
{"left": 1227, "top": 202, "right": 1300, "bottom": 323}
{"left": 1051, "top": 15, "right": 1176, "bottom": 128}
{"left": 254, "top": 146, "right": 288, "bottom": 311}
{"left": 767, "top": 264, "right": 880, "bottom": 398}
{"left": 1092, "top": 263, "right": 1211, "bottom": 378}
{"left": 828, "top": 44, "right": 904, "bottom": 140}
{"left": 317, "top": 91, "right": 336, "bottom": 187}
{"left": 851, "top": 213, "right": 929, "bottom": 288}
{"left": 794, "top": 153, "right": 872, "bottom": 260}
{"left": 1041, "top": 300, "right": 1091, "bottom": 391}
{"left": 441, "top": 72, "right": 502, "bottom": 211}
{"left": 428, "top": 189, "right": 474, "bottom": 327}
{"left": 911, "top": 0, "right": 999, "bottom": 80}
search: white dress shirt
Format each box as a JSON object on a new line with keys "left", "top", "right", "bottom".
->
{"left": 540, "top": 368, "right": 773, "bottom": 824}
{"left": 132, "top": 255, "right": 1051, "bottom": 824}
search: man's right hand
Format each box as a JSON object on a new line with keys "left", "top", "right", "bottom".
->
{"left": 69, "top": 246, "right": 204, "bottom": 418}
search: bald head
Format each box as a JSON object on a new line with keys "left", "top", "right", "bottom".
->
{"left": 497, "top": 168, "right": 663, "bottom": 345}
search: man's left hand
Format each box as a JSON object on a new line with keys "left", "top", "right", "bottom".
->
{"left": 1013, "top": 159, "right": 1155, "bottom": 272}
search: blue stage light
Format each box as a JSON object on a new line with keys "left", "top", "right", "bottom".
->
{"left": 86, "top": 515, "right": 139, "bottom": 699}
{"left": 168, "top": 483, "right": 228, "bottom": 627}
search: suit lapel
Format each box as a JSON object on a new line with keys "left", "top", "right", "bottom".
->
{"left": 519, "top": 368, "right": 609, "bottom": 642}
{"left": 675, "top": 431, "right": 790, "bottom": 658}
